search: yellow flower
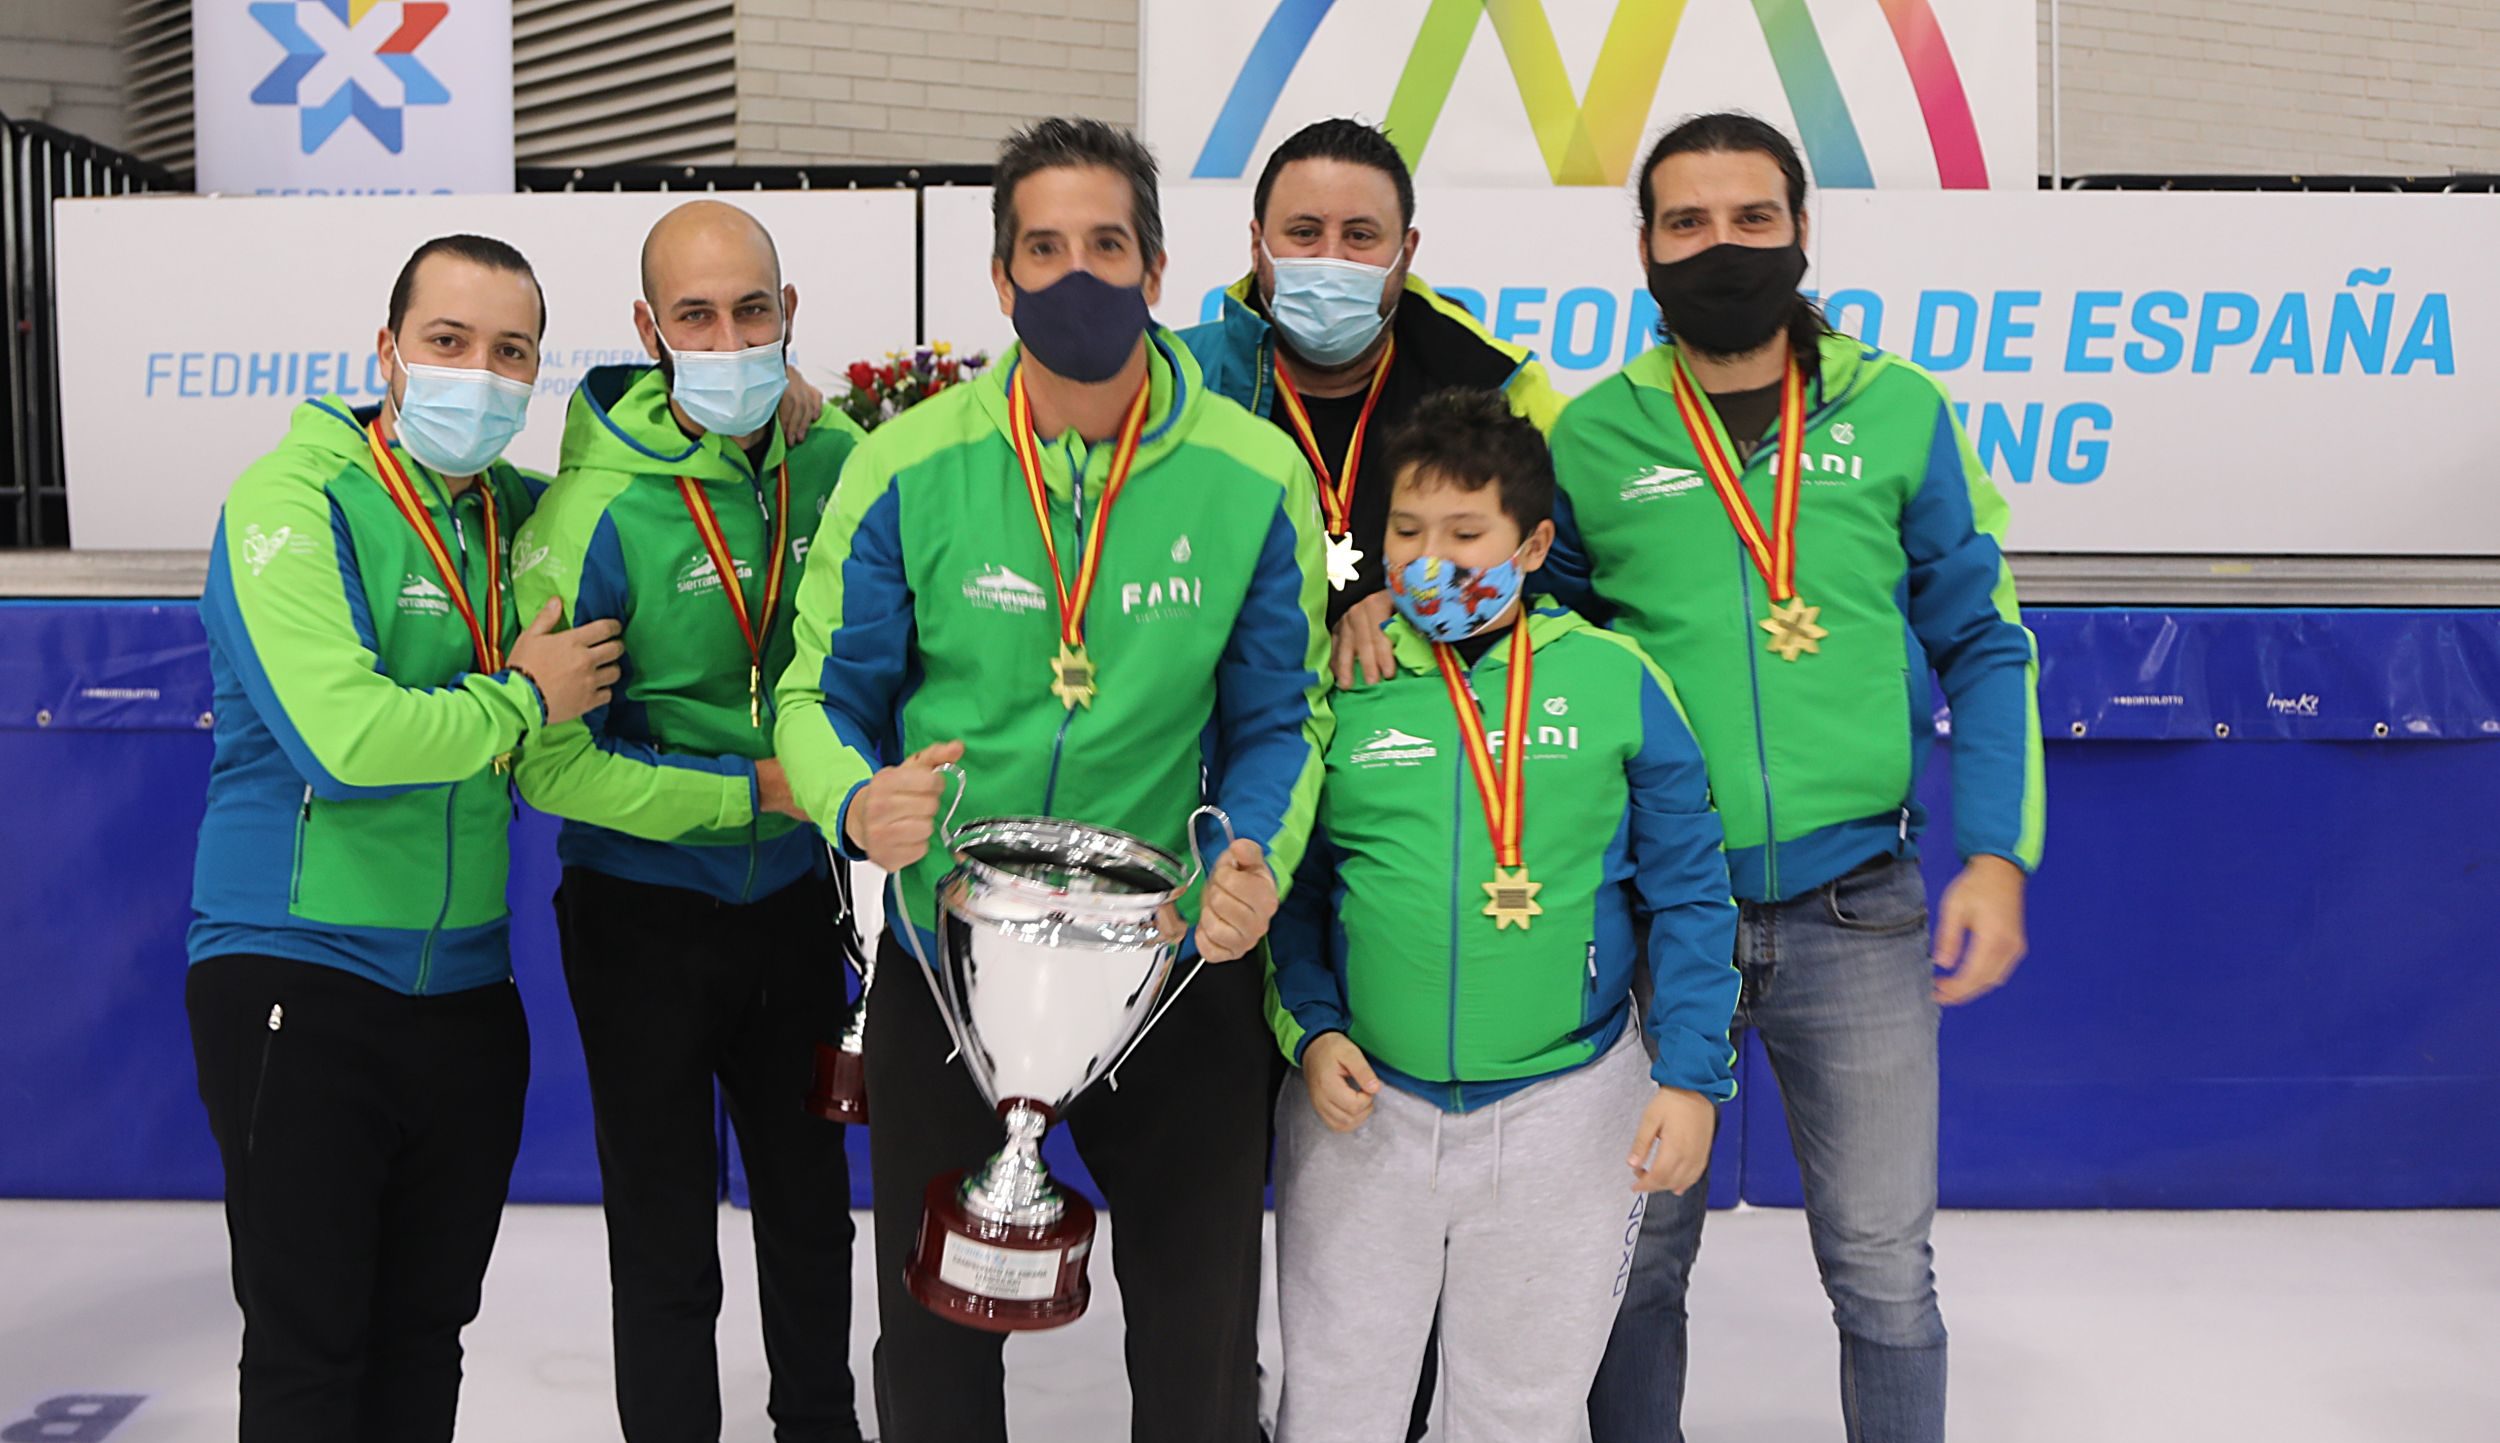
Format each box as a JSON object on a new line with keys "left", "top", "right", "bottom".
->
{"left": 934, "top": 341, "right": 953, "bottom": 357}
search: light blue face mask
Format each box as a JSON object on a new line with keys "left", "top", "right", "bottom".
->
{"left": 1264, "top": 244, "right": 1397, "bottom": 368}
{"left": 391, "top": 348, "right": 534, "bottom": 478}
{"left": 1386, "top": 545, "right": 1528, "bottom": 644}
{"left": 666, "top": 334, "right": 789, "bottom": 438}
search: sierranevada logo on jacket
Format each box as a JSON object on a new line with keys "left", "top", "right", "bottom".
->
{"left": 963, "top": 563, "right": 1047, "bottom": 615}
{"left": 1619, "top": 466, "right": 1705, "bottom": 504}
{"left": 398, "top": 573, "right": 452, "bottom": 617}
{"left": 676, "top": 551, "right": 753, "bottom": 596}
{"left": 1350, "top": 728, "right": 1438, "bottom": 768}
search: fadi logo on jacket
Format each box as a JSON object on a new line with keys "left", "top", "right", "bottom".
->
{"left": 1119, "top": 552, "right": 1205, "bottom": 621}
{"left": 675, "top": 551, "right": 752, "bottom": 597}
{"left": 963, "top": 563, "right": 1047, "bottom": 615}
{"left": 1620, "top": 466, "right": 1704, "bottom": 504}
{"left": 510, "top": 539, "right": 551, "bottom": 577}
{"left": 1352, "top": 727, "right": 1438, "bottom": 768}
{"left": 398, "top": 572, "right": 451, "bottom": 617}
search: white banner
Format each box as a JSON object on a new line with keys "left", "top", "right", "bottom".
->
{"left": 1143, "top": 0, "right": 2034, "bottom": 192}
{"left": 57, "top": 192, "right": 920, "bottom": 550}
{"left": 193, "top": 0, "right": 515, "bottom": 195}
{"left": 927, "top": 186, "right": 2500, "bottom": 556}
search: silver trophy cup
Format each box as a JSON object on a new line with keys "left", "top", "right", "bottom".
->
{"left": 902, "top": 785, "right": 1231, "bottom": 1332}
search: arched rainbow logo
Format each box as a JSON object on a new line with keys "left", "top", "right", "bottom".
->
{"left": 1191, "top": 0, "right": 1990, "bottom": 189}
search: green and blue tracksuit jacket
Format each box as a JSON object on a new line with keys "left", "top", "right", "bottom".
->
{"left": 191, "top": 396, "right": 546, "bottom": 994}
{"left": 774, "top": 329, "right": 1334, "bottom": 953}
{"left": 1546, "top": 330, "right": 2046, "bottom": 904}
{"left": 1269, "top": 603, "right": 1739, "bottom": 1112}
{"left": 511, "top": 365, "right": 865, "bottom": 904}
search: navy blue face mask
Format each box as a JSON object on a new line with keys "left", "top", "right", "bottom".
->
{"left": 1011, "top": 269, "right": 1152, "bottom": 383}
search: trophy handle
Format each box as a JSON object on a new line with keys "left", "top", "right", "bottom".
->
{"left": 1108, "top": 807, "right": 1239, "bottom": 1091}
{"left": 1180, "top": 804, "right": 1236, "bottom": 892}
{"left": 936, "top": 761, "right": 970, "bottom": 849}
{"left": 895, "top": 868, "right": 966, "bottom": 1068}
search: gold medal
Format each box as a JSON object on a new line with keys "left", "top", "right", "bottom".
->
{"left": 1049, "top": 642, "right": 1098, "bottom": 710}
{"left": 1761, "top": 598, "right": 1829, "bottom": 662}
{"left": 1275, "top": 343, "right": 1394, "bottom": 594}
{"left": 1482, "top": 865, "right": 1544, "bottom": 930}
{"left": 1436, "top": 621, "right": 1537, "bottom": 931}
{"left": 1325, "top": 532, "right": 1365, "bottom": 592}
{"left": 1012, "top": 368, "right": 1150, "bottom": 711}
{"left": 1668, "top": 353, "right": 1827, "bottom": 659}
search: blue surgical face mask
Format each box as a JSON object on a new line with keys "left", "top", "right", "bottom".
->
{"left": 664, "top": 334, "right": 789, "bottom": 439}
{"left": 1011, "top": 269, "right": 1153, "bottom": 384}
{"left": 1264, "top": 243, "right": 1396, "bottom": 368}
{"left": 1386, "top": 544, "right": 1528, "bottom": 644}
{"left": 390, "top": 344, "right": 533, "bottom": 478}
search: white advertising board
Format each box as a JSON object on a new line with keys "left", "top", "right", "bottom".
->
{"left": 57, "top": 191, "right": 919, "bottom": 550}
{"left": 926, "top": 185, "right": 2500, "bottom": 556}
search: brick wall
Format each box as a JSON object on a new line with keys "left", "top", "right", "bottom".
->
{"left": 0, "top": 0, "right": 128, "bottom": 148}
{"left": 734, "top": 0, "right": 1138, "bottom": 166}
{"left": 2044, "top": 0, "right": 2500, "bottom": 177}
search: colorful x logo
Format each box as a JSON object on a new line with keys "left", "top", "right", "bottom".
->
{"left": 248, "top": 0, "right": 451, "bottom": 155}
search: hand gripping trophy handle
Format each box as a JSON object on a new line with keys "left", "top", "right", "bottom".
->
{"left": 810, "top": 763, "right": 971, "bottom": 1126}
{"left": 1105, "top": 804, "right": 1236, "bottom": 1093}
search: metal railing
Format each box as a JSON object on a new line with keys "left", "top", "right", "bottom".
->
{"left": 1, "top": 114, "right": 179, "bottom": 548}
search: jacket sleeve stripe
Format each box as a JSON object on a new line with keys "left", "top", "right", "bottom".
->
{"left": 1904, "top": 404, "right": 2046, "bottom": 870}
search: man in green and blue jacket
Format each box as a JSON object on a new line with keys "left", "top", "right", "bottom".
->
{"left": 774, "top": 120, "right": 1329, "bottom": 1443}
{"left": 188, "top": 235, "right": 621, "bottom": 1442}
{"left": 510, "top": 201, "right": 867, "bottom": 1443}
{"left": 1179, "top": 119, "right": 1564, "bottom": 655}
{"left": 1543, "top": 118, "right": 2045, "bottom": 1443}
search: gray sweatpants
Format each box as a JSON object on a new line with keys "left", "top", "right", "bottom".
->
{"left": 1274, "top": 1027, "right": 1657, "bottom": 1443}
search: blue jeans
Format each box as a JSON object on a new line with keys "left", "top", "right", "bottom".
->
{"left": 1589, "top": 854, "right": 1947, "bottom": 1443}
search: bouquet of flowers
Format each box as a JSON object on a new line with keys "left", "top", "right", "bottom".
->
{"left": 838, "top": 342, "right": 989, "bottom": 431}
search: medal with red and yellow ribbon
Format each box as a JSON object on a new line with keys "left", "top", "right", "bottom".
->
{"left": 366, "top": 420, "right": 512, "bottom": 769}
{"left": 1435, "top": 621, "right": 1541, "bottom": 929}
{"left": 677, "top": 464, "right": 791, "bottom": 728}
{"left": 1272, "top": 339, "right": 1395, "bottom": 592}
{"left": 1009, "top": 366, "right": 1151, "bottom": 709}
{"left": 1667, "top": 352, "right": 1829, "bottom": 662}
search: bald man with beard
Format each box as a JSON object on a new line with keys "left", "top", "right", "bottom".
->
{"left": 512, "top": 199, "right": 868, "bottom": 1443}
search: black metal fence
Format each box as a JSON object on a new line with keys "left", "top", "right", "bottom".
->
{"left": 1, "top": 114, "right": 179, "bottom": 548}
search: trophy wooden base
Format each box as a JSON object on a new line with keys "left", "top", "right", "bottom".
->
{"left": 807, "top": 1042, "right": 869, "bottom": 1126}
{"left": 905, "top": 1172, "right": 1098, "bottom": 1333}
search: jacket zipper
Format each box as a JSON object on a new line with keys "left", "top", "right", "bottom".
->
{"left": 244, "top": 1002, "right": 284, "bottom": 1155}
{"left": 418, "top": 483, "right": 477, "bottom": 995}
{"left": 1737, "top": 541, "right": 1781, "bottom": 902}
{"left": 289, "top": 786, "right": 313, "bottom": 907}
{"left": 1446, "top": 731, "right": 1465, "bottom": 1115}
{"left": 418, "top": 785, "right": 454, "bottom": 994}
{"left": 742, "top": 462, "right": 772, "bottom": 901}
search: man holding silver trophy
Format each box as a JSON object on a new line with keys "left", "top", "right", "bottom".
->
{"left": 775, "top": 117, "right": 1332, "bottom": 1443}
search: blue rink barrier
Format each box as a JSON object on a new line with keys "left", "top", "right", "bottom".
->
{"left": 1, "top": 601, "right": 2495, "bottom": 1210}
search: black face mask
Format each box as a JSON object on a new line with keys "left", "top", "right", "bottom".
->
{"left": 1645, "top": 241, "right": 1808, "bottom": 358}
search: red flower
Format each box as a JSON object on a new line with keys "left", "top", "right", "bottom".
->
{"left": 846, "top": 361, "right": 877, "bottom": 390}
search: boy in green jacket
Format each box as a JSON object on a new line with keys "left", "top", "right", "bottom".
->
{"left": 510, "top": 200, "right": 868, "bottom": 1443}
{"left": 1267, "top": 389, "right": 1739, "bottom": 1443}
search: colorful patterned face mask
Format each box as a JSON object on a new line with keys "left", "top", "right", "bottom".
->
{"left": 1387, "top": 544, "right": 1527, "bottom": 643}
